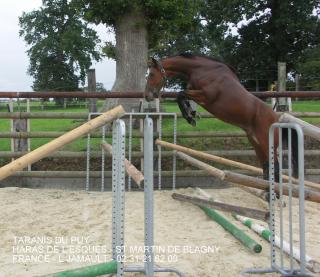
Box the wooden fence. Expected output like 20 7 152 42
1 111 319 181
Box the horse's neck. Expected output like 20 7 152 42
162 57 196 79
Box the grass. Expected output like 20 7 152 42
162 101 240 132
163 100 320 133
0 100 319 152
291 100 320 112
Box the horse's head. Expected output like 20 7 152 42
144 57 166 102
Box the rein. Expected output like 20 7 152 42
148 57 168 100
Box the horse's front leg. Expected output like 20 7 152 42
176 92 197 126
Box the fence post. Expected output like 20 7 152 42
295 74 300 92
295 74 300 102
88 69 97 113
40 98 44 110
7 101 28 154
277 62 292 112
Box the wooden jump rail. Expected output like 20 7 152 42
279 113 320 142
156 140 320 191
1 90 320 99
172 192 269 221
0 106 125 181
101 142 144 187
172 150 320 203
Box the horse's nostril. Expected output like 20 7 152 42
145 94 152 102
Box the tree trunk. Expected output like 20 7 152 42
102 8 148 113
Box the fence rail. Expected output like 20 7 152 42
1 90 320 99
0 131 247 138
7 169 320 179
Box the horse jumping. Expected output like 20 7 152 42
144 53 298 179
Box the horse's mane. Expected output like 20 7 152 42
178 52 237 75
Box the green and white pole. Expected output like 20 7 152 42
43 260 117 277
194 188 262 253
233 214 320 273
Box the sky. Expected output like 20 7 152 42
0 1 116 92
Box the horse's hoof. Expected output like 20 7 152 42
189 119 196 127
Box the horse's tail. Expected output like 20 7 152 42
282 128 299 178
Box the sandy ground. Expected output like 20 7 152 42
0 186 319 277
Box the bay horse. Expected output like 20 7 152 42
144 53 298 180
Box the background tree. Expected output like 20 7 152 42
19 0 101 104
74 0 201 111
297 46 320 90
202 0 320 89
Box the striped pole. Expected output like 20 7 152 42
200 205 262 253
193 188 262 253
233 214 320 273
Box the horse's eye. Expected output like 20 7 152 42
146 71 154 78
146 68 151 78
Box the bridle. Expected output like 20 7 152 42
151 57 167 89
145 57 167 100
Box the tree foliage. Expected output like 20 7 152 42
21 0 320 93
19 0 101 92
203 0 320 82
297 46 320 90
73 0 203 58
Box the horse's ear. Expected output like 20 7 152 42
147 58 153 68
148 57 159 68
151 57 158 67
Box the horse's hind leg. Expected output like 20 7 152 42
249 130 283 204
247 129 280 181
245 134 271 201
246 134 268 175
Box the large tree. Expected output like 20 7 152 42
74 0 201 111
19 0 101 98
